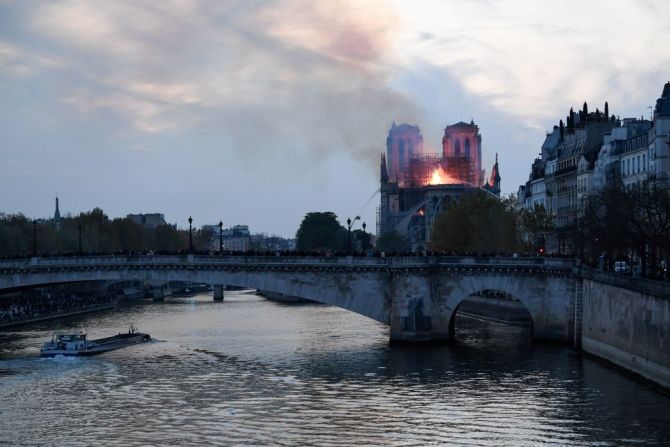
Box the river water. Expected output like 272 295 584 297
1 291 669 446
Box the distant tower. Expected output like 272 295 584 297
386 122 423 186
54 196 61 230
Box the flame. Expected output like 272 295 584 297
428 167 456 185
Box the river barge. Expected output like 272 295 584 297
40 325 150 357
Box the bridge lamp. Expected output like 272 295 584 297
188 216 193 253
218 220 223 254
362 222 367 251
346 215 360 255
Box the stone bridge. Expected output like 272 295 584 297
0 255 578 343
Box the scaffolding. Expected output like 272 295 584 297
404 154 475 187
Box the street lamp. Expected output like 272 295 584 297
346 215 360 255
188 216 193 253
362 222 367 251
218 220 223 254
32 220 37 256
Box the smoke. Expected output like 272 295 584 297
21 0 422 172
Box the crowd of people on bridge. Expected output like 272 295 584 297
0 289 117 326
1 248 559 259
2 248 668 282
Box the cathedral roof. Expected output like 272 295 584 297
449 121 476 128
389 122 420 132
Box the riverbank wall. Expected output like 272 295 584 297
257 290 316 304
0 301 118 330
579 267 670 390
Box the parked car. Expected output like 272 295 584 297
614 261 630 274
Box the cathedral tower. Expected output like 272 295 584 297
441 120 483 185
386 122 423 186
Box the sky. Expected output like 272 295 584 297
1 0 669 237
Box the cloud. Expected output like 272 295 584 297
388 0 670 129
11 0 420 170
0 40 65 76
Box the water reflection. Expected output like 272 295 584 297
0 291 669 446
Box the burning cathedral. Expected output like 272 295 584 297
377 120 501 250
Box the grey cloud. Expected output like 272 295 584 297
9 0 421 173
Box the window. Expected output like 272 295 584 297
643 154 646 171
454 139 461 156
464 138 471 156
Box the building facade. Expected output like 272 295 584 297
378 120 501 251
516 81 670 254
127 213 168 229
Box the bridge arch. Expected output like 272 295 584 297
442 274 540 339
448 289 533 339
0 264 391 327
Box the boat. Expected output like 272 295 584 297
40 325 151 357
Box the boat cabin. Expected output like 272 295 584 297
50 332 88 351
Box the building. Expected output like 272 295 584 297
378 120 501 251
619 120 653 187
222 225 251 252
386 122 424 186
517 103 619 253
127 213 168 229
650 82 670 180
517 82 670 254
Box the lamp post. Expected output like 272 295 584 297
32 220 37 256
188 216 193 253
346 215 360 255
218 220 223 254
78 224 82 254
362 221 367 251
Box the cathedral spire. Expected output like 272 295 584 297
488 154 501 195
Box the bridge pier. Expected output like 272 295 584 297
389 274 451 344
152 285 166 301
213 285 224 301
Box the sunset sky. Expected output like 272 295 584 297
2 0 669 236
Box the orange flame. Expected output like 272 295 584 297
428 167 456 185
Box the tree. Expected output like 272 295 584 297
194 227 214 251
154 224 185 251
112 218 145 251
295 212 346 252
574 178 670 275
520 204 554 252
375 230 409 253
352 229 372 251
429 190 521 253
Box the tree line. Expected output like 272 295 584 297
0 208 212 256
575 178 670 277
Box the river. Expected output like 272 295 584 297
1 291 669 446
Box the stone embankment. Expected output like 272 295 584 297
579 267 670 390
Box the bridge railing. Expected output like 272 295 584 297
0 255 576 270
